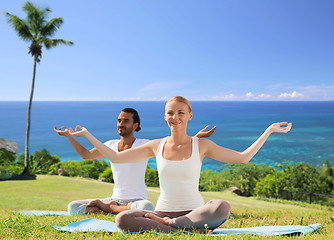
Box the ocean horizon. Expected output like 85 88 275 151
1 101 333 171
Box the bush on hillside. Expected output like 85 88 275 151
49 159 109 180
318 160 334 194
31 149 61 174
79 159 109 179
49 160 81 176
219 163 275 196
0 150 22 175
199 170 234 191
0 150 16 166
145 165 159 187
255 161 333 198
17 149 61 174
99 168 114 183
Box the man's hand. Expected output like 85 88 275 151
69 125 88 137
54 126 70 137
195 125 217 138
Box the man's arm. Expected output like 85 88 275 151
54 126 104 159
69 125 156 163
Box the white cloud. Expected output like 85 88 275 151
212 93 235 100
246 92 254 97
258 93 272 98
278 91 304 99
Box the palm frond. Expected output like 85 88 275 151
22 1 51 35
3 12 33 41
22 0 51 18
41 38 74 49
40 17 64 37
4 1 73 61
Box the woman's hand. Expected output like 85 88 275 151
69 125 88 137
268 122 292 133
195 126 217 138
54 126 70 137
144 213 172 226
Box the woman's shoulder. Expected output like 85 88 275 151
145 138 165 147
146 138 166 155
198 137 213 144
149 138 164 144
198 138 216 148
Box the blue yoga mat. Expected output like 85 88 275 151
53 217 122 232
53 217 321 236
13 210 71 216
211 224 322 236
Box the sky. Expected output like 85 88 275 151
1 0 333 101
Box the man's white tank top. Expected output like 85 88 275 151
155 136 204 211
104 139 149 200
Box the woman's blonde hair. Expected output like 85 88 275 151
166 96 192 112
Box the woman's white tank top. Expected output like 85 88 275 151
155 136 205 211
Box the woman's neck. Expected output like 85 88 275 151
169 130 190 145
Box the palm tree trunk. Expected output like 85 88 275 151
22 57 37 175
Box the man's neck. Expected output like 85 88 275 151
118 134 136 152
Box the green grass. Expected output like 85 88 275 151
0 175 333 239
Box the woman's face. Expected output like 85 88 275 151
164 100 193 130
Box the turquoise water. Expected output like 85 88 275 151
1 101 333 171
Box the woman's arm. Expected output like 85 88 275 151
54 126 104 159
69 126 156 163
201 122 292 164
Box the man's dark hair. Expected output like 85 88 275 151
122 108 141 132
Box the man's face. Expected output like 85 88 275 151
117 111 138 137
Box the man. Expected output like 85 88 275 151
54 108 215 215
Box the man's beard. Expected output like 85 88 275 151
118 127 132 136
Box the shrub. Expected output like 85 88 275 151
8 164 25 175
79 159 109 179
49 159 109 180
318 160 334 194
0 150 23 175
199 170 234 191
30 149 61 174
255 161 329 198
219 163 276 196
48 160 81 177
0 150 16 166
145 165 159 187
99 168 114 183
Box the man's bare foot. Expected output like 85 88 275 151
87 199 112 213
107 201 132 214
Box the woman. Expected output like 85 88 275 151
69 96 292 233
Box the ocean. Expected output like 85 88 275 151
1 101 333 171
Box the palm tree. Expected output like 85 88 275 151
4 1 74 175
